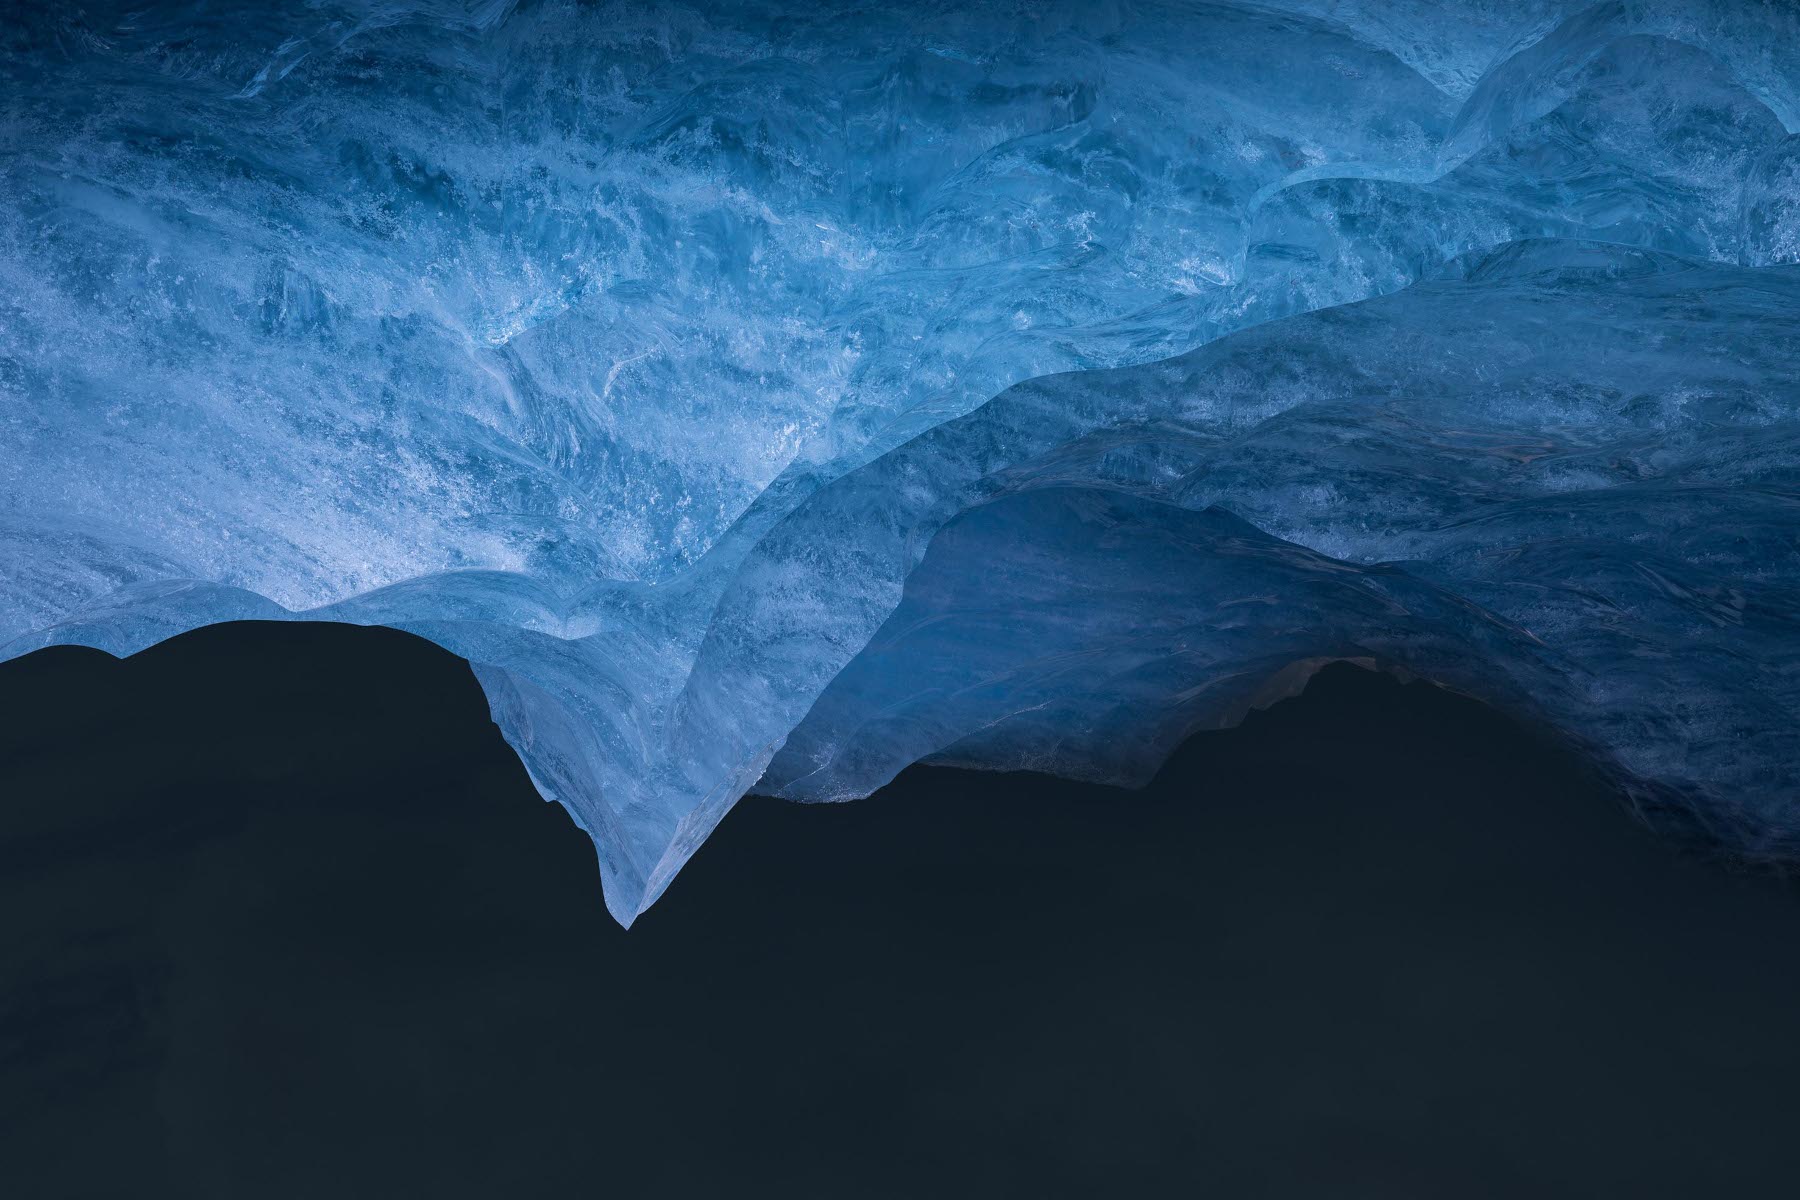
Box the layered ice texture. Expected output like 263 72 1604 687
3 0 1798 922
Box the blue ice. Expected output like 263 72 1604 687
2 1 1797 922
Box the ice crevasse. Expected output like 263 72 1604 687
2 0 1798 923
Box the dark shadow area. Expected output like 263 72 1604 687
3 621 1800 1198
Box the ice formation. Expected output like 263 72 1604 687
2 1 1797 923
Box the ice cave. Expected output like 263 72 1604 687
2 0 1797 924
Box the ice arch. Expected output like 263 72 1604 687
3 1 1798 922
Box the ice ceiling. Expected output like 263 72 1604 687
3 0 1798 923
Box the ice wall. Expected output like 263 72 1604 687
2 1 1797 922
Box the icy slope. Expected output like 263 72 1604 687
2 1 1797 922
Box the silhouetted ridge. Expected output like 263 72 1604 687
6 620 1800 1196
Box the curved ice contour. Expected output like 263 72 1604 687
3 1 1798 923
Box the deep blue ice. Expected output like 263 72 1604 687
3 1 1797 922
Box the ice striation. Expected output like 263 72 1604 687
1 1 1798 923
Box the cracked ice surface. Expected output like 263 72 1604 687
2 1 1798 922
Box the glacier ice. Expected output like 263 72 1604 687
2 0 1798 923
